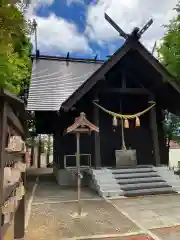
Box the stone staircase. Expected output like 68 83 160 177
88 168 124 197
89 166 180 198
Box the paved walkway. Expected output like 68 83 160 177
25 175 180 240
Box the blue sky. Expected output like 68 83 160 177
28 0 177 60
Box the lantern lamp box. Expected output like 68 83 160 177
66 112 99 134
65 112 99 217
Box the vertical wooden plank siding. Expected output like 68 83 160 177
0 101 7 239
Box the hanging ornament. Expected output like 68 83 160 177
112 116 118 127
122 144 127 150
20 183 25 197
124 119 129 129
14 161 26 172
135 117 140 127
15 186 22 200
4 212 11 224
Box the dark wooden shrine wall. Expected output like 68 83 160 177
98 94 154 167
54 96 165 168
36 102 168 168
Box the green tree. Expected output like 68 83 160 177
163 111 180 148
158 1 180 79
0 2 32 94
158 2 180 147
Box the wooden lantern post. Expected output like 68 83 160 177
66 112 99 217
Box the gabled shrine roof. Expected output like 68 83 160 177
62 38 180 116
27 55 103 111
27 39 180 115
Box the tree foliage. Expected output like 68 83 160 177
158 2 180 146
0 1 32 94
163 111 180 147
158 1 180 80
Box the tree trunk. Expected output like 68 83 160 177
37 135 41 168
46 135 51 165
30 135 35 166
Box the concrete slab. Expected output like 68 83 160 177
111 195 180 229
25 200 140 240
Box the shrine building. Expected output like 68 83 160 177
27 29 180 196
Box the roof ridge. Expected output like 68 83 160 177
31 54 105 64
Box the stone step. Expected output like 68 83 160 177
116 176 165 184
100 186 121 191
114 172 159 179
124 187 177 197
96 179 117 184
100 189 124 197
112 168 155 174
119 182 171 191
90 167 180 198
110 165 154 169
158 174 179 180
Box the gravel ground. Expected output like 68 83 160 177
25 200 139 240
25 175 180 240
33 181 100 203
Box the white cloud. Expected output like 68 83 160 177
31 14 91 54
26 0 178 56
26 0 91 55
85 0 178 51
25 0 54 17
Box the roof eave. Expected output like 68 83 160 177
61 40 131 111
62 38 179 113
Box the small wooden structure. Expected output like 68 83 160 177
0 89 27 240
66 112 98 217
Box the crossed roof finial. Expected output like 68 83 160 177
105 13 153 40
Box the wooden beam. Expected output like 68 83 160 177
1 89 24 106
14 182 26 238
14 148 26 239
149 96 161 166
100 88 149 94
7 106 24 136
0 101 7 240
93 97 101 168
